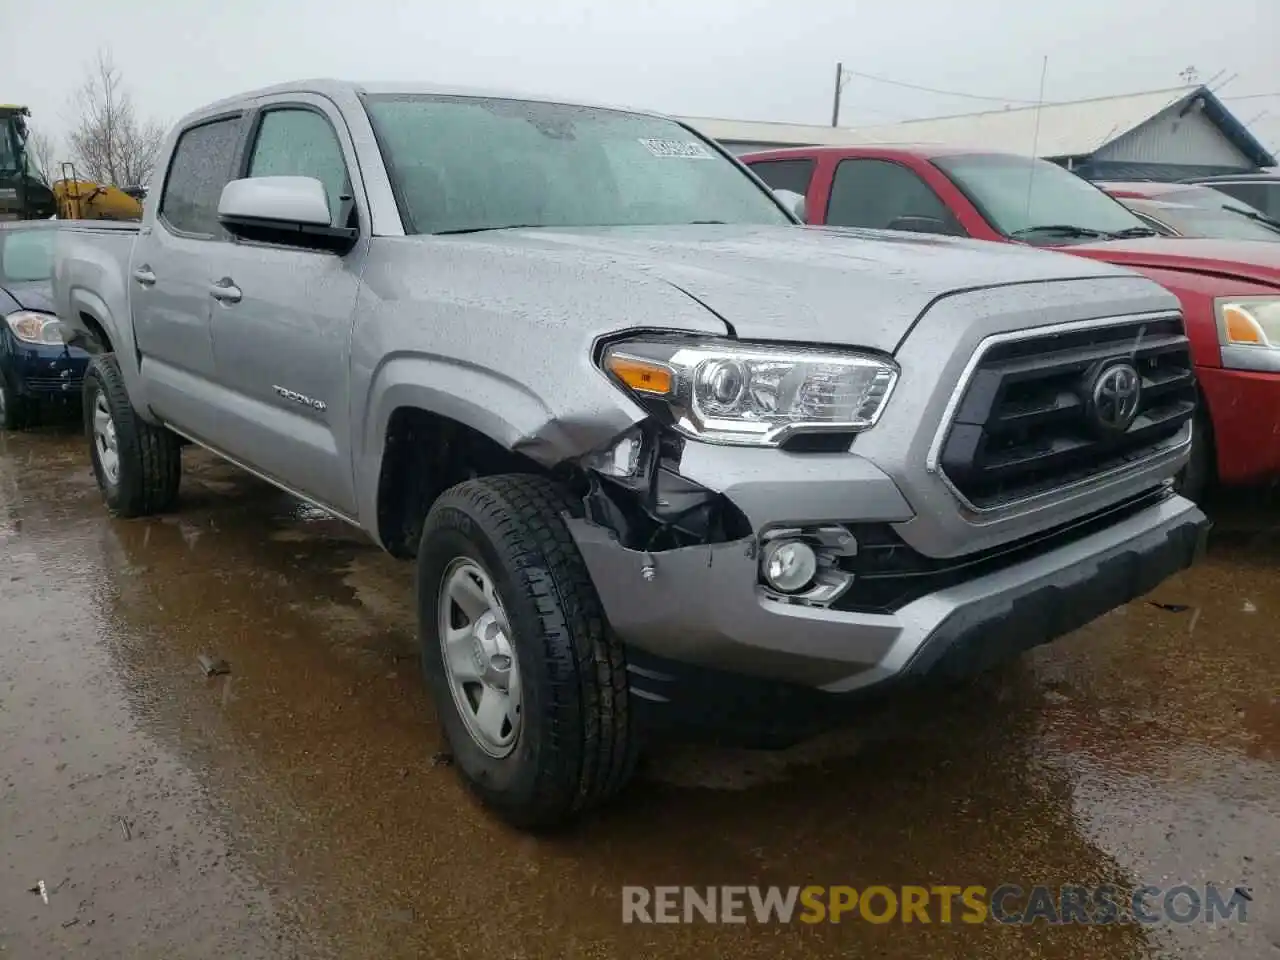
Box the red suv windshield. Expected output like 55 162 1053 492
934 153 1152 243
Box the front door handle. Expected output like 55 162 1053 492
132 267 156 286
209 279 242 304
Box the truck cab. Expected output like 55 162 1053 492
744 145 1280 497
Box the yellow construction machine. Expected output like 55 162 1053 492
1 104 144 221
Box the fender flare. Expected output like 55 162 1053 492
66 285 149 413
354 353 558 534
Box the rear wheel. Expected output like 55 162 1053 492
417 474 636 829
83 355 182 517
0 379 32 431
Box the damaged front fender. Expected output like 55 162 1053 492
576 420 752 552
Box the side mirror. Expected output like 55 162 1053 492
772 188 807 223
886 214 966 237
217 176 356 252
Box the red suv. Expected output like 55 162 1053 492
743 145 1280 498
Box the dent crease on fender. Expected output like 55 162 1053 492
510 413 647 468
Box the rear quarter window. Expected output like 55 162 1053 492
747 159 815 197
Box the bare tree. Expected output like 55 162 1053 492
67 50 166 187
26 129 57 185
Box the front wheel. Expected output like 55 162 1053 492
83 355 182 517
417 474 636 829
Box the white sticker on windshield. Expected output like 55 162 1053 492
638 138 715 159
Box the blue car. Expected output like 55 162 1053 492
0 222 90 429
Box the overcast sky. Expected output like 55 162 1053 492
4 0 1278 157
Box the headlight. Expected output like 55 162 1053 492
600 336 898 446
5 310 66 345
1215 298 1280 373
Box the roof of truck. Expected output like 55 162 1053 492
193 79 665 121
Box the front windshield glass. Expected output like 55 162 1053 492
363 95 791 234
1156 185 1252 210
1129 198 1280 242
933 153 1148 243
0 228 55 283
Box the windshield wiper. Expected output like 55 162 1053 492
1009 224 1109 239
1223 204 1280 235
1107 226 1160 238
433 224 546 235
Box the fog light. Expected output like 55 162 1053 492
761 539 818 593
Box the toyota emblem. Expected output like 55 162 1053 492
1091 363 1142 433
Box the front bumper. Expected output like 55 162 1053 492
1197 365 1280 485
0 331 90 399
569 491 1207 726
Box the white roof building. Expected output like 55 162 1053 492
681 85 1276 181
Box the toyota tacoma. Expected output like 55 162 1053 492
54 81 1207 828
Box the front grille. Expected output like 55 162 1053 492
938 315 1195 509
24 375 82 390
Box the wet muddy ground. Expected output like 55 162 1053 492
1 424 1276 959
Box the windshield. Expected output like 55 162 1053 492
1154 185 1255 211
363 95 791 234
0 228 55 283
1126 198 1280 242
933 153 1148 243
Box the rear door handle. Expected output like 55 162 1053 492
132 267 156 286
209 279 242 304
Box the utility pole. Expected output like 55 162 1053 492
831 62 844 127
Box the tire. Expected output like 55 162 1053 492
417 473 636 829
1175 409 1213 503
0 378 32 431
83 354 182 517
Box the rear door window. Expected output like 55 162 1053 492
158 117 243 237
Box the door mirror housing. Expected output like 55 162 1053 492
772 188 807 223
217 176 357 252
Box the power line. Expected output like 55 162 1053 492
1221 91 1280 101
840 67 1045 105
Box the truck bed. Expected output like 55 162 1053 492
53 219 139 358
56 220 141 235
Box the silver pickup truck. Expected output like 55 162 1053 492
54 80 1208 828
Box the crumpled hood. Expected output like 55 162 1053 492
1069 237 1280 288
441 224 1134 353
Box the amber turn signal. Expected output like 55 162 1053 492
604 353 673 395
